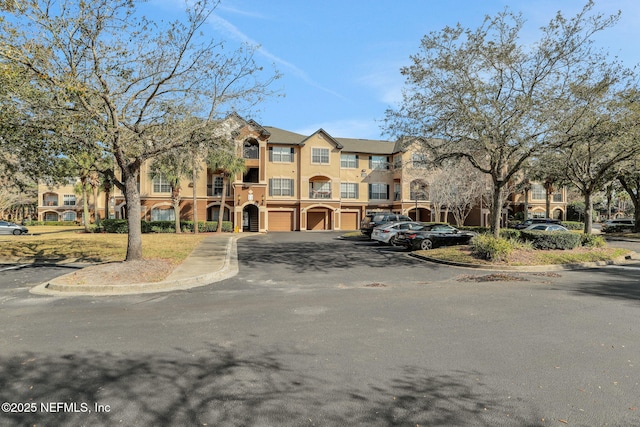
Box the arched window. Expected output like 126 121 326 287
243 139 259 159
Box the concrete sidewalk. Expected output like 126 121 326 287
31 234 241 296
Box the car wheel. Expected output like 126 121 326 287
420 239 433 250
12 229 21 235
389 235 398 246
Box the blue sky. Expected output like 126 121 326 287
150 0 640 139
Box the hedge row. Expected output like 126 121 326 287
24 221 79 226
99 219 234 233
561 221 584 230
519 230 581 250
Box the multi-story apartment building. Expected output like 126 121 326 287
37 178 107 223
37 116 567 229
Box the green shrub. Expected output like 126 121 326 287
101 219 129 233
562 221 584 230
101 219 152 233
458 226 490 235
580 234 606 248
470 235 513 262
520 230 581 250
499 228 521 240
100 219 234 233
39 221 78 226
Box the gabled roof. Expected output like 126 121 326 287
263 126 399 154
263 127 306 145
301 128 344 149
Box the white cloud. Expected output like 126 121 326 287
358 65 405 107
205 12 346 100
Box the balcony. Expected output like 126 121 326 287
243 145 259 159
207 185 230 197
310 189 331 199
309 180 331 199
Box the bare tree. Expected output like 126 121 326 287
385 2 629 237
1 0 280 260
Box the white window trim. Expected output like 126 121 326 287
340 154 357 169
311 147 330 165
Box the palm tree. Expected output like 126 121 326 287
206 145 246 232
148 151 190 233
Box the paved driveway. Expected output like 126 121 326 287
0 232 638 426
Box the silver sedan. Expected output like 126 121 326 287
0 221 29 235
371 221 425 246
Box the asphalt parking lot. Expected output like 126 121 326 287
0 232 638 426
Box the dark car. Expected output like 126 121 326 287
397 223 476 250
0 220 29 235
360 213 413 237
513 218 562 230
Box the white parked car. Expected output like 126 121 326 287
371 221 425 246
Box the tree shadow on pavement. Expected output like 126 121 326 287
238 238 425 274
0 345 540 426
563 267 640 302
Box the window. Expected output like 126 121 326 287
270 147 294 162
44 212 59 222
61 211 76 221
243 168 259 183
310 181 331 199
312 148 330 164
412 153 428 168
153 175 172 193
553 192 563 202
63 194 76 206
394 183 401 201
243 140 259 159
151 208 175 221
340 154 358 168
213 176 224 197
369 155 388 170
341 183 359 199
43 194 58 206
531 184 545 200
368 183 389 200
269 178 294 196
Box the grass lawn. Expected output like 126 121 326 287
0 226 206 264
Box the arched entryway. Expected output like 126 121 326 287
243 204 259 232
207 204 231 222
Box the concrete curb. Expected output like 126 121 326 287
30 237 239 296
409 251 640 272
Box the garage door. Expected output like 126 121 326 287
268 211 294 231
307 211 327 230
340 212 358 230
